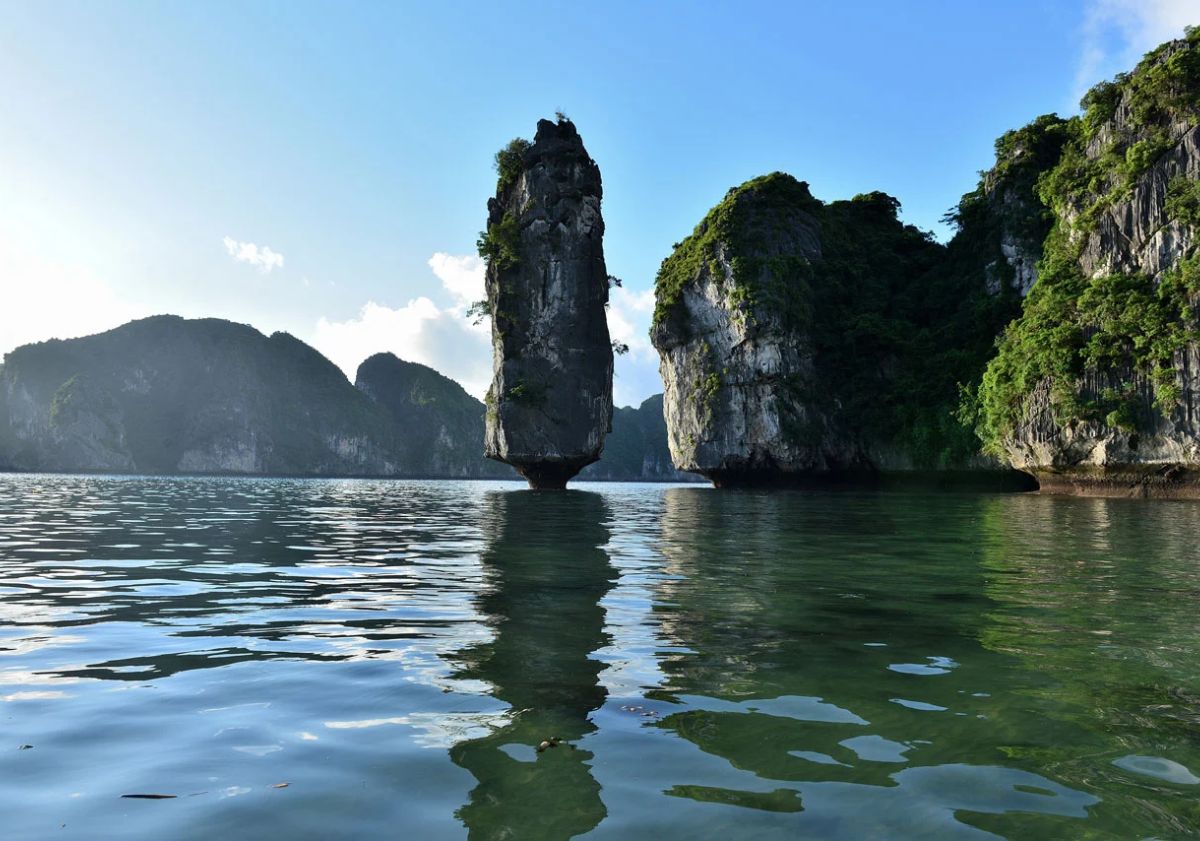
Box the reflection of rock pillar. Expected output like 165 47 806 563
450 491 615 839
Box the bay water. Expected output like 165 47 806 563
1 476 1198 838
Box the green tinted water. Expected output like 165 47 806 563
0 476 1197 838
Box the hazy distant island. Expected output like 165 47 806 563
0 314 695 482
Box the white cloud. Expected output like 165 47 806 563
312 253 492 398
427 252 485 307
606 285 663 408
1073 0 1195 108
222 236 284 274
312 254 667 407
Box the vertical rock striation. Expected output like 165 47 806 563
649 175 836 486
652 32 1200 496
481 118 614 488
971 31 1200 496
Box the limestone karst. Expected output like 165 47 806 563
480 118 614 488
651 31 1200 497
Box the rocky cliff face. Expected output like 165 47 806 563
958 114 1071 298
480 118 614 488
973 31 1200 496
0 316 403 475
650 174 1016 486
650 175 837 485
652 32 1200 495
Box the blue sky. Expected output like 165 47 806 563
0 0 1194 405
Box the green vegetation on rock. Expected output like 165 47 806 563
949 113 1071 258
655 172 1021 468
970 252 1200 454
653 172 820 327
477 137 532 272
654 28 1200 473
494 137 531 193
1166 176 1200 228
477 211 522 270
966 27 1200 455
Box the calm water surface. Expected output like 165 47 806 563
1 476 1198 839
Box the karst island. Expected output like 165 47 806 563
2 7 1199 840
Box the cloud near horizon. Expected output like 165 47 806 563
313 253 663 406
223 236 285 274
312 253 492 398
607 286 663 408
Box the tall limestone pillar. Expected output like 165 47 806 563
481 118 614 489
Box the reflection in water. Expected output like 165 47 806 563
449 491 615 840
0 479 494 681
643 488 1101 839
976 494 1200 837
1 477 1199 838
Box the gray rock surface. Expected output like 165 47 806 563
649 175 1016 487
1076 121 1200 280
650 180 855 486
1006 351 1200 497
999 41 1200 496
482 119 614 488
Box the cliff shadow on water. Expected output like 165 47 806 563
448 490 616 839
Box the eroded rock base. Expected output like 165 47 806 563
515 461 592 490
1033 467 1200 498
705 469 1038 493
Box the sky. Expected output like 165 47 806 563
0 0 1195 407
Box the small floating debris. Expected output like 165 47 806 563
121 794 177 800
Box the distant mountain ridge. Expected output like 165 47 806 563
0 316 691 481
0 315 402 475
354 352 512 479
579 394 695 482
